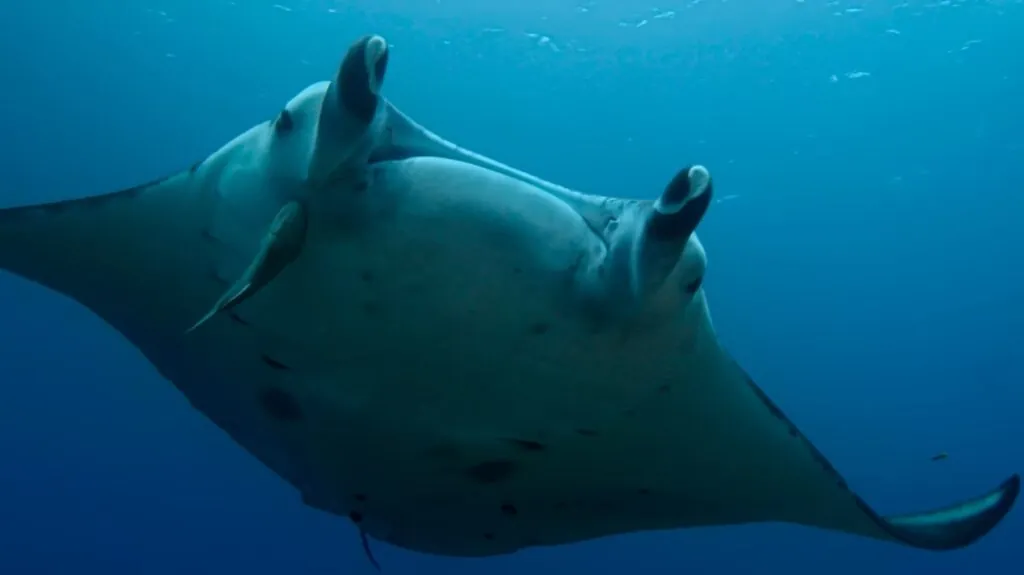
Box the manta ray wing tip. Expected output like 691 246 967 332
876 472 1020 551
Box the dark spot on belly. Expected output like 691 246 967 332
349 511 364 523
503 438 546 452
261 354 290 371
684 276 704 294
529 322 550 335
259 388 303 422
575 428 599 437
466 460 517 484
500 503 518 516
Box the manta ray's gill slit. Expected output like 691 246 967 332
260 353 291 371
502 438 546 452
684 275 704 294
227 311 250 326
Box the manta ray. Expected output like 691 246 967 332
0 34 1016 560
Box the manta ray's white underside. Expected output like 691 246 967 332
0 34 1016 561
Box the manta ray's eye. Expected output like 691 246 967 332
274 110 294 134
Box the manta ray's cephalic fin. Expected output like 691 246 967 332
591 164 712 312
629 164 713 300
187 201 307 333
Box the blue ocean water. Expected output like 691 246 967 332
0 0 1022 573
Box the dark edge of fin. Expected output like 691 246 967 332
0 157 205 227
360 530 381 571
0 167 200 298
730 354 1018 551
863 473 1020 551
0 173 173 222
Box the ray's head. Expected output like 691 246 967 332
260 35 392 189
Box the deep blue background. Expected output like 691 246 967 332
1 1 1022 573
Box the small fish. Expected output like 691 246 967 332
930 452 949 462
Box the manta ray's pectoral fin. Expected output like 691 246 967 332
187 201 307 332
0 168 224 334
868 474 1020 550
695 351 1020 551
